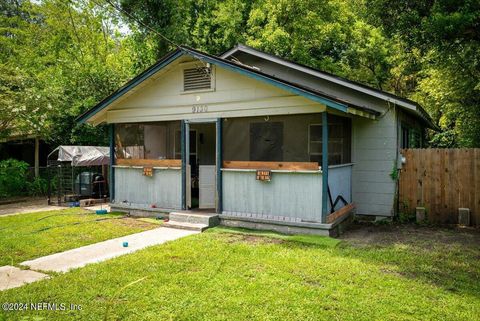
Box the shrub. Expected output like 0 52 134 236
26 177 49 196
0 159 29 197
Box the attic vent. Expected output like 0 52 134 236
183 67 212 91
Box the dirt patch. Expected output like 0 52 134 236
112 217 159 229
223 233 285 245
340 222 480 249
0 197 66 216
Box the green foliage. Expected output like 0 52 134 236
429 129 457 148
122 0 480 147
0 159 29 197
0 0 479 147
0 0 136 145
389 161 399 181
398 210 416 224
26 177 48 196
366 0 480 146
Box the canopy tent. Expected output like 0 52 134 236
48 146 110 166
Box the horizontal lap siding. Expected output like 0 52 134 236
114 167 182 209
222 171 322 221
352 110 397 216
105 63 326 123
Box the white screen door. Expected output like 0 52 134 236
199 165 216 209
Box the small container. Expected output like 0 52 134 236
122 242 129 247
96 209 108 215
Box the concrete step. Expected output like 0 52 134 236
169 212 219 226
163 221 209 232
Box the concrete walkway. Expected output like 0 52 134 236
0 266 49 291
21 227 198 273
1 227 198 290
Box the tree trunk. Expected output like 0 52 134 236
34 137 40 178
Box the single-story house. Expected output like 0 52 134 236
77 44 435 235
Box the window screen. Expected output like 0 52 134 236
309 116 351 165
401 125 421 149
249 122 283 161
223 113 351 165
115 121 180 160
401 126 410 148
183 67 212 91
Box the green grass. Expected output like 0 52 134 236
0 208 159 265
1 224 479 320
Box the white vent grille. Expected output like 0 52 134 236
183 67 212 91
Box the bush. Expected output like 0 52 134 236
0 159 29 197
26 177 49 196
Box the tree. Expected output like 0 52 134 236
0 0 137 145
366 0 480 146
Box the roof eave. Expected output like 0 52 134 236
224 44 437 127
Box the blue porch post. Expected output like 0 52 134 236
216 118 223 214
322 112 329 223
181 120 186 210
109 124 115 202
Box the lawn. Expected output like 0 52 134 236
0 223 479 320
0 208 160 265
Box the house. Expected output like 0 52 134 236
77 44 434 235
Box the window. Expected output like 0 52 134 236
401 125 421 148
249 122 284 161
183 67 212 91
309 116 351 165
401 126 410 148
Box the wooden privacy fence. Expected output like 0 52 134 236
399 149 480 226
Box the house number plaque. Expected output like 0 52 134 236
143 167 153 177
192 105 208 113
256 170 271 181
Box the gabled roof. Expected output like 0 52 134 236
77 44 434 128
222 44 436 128
78 46 383 124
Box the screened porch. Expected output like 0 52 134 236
110 112 354 224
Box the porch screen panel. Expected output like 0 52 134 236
249 122 283 161
115 121 181 160
223 114 351 165
309 116 351 165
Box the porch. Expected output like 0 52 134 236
109 112 355 235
